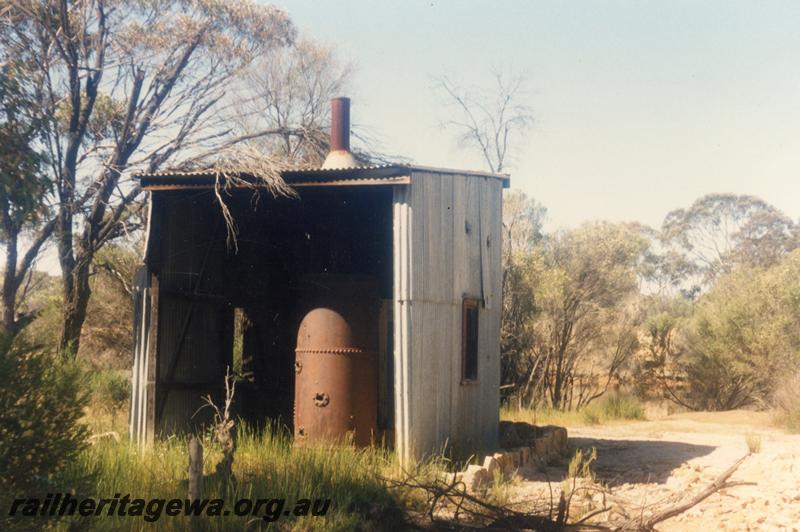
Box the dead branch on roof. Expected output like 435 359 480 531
206 144 299 250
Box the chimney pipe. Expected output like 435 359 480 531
322 97 358 169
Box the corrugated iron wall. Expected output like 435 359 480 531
155 190 233 433
393 171 503 462
132 186 395 443
129 267 153 446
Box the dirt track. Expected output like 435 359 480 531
510 411 800 531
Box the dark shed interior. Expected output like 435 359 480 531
145 185 394 437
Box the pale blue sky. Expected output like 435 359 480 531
276 0 800 230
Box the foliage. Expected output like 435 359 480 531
523 222 648 409
0 335 91 522
16 272 62 348
500 191 546 402
0 63 52 334
565 447 596 483
630 294 692 400
661 193 799 284
587 392 646 422
89 370 130 422
0 64 49 231
669 250 800 410
80 245 138 367
237 37 354 166
1 0 297 354
745 432 761 454
499 192 651 410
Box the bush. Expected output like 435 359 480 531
0 335 91 503
675 251 800 410
90 369 131 421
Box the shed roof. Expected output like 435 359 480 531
135 163 510 190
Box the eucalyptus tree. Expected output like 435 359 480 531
0 63 51 337
235 38 353 166
526 223 649 409
661 193 799 284
0 0 296 353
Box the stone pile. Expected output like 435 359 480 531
448 422 568 492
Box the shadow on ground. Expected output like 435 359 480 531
518 437 717 486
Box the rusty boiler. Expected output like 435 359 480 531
294 274 378 446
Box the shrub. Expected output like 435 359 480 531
90 369 131 420
675 251 800 410
0 336 91 527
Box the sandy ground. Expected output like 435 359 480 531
508 411 800 531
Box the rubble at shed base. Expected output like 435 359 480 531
447 422 569 492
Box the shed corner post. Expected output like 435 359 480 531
142 272 159 446
392 182 414 465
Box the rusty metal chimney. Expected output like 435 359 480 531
322 97 358 169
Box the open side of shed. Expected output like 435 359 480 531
130 164 506 462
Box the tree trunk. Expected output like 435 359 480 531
57 198 93 357
1 227 18 337
59 254 92 356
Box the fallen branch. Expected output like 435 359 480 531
383 453 750 531
381 472 561 531
611 453 750 531
638 453 749 529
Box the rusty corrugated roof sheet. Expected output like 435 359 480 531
135 164 510 190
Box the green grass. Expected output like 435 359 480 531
31 423 409 531
502 393 647 427
591 393 646 422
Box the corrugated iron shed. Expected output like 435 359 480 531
131 161 507 462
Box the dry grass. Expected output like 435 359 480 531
774 372 800 433
745 432 762 454
502 393 646 428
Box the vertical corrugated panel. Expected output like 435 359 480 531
450 177 468 450
399 171 502 461
129 268 151 446
479 177 493 310
454 175 484 452
392 185 413 463
438 175 455 448
420 175 438 451
478 179 502 450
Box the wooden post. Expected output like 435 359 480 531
144 273 159 445
188 436 203 530
188 436 203 499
